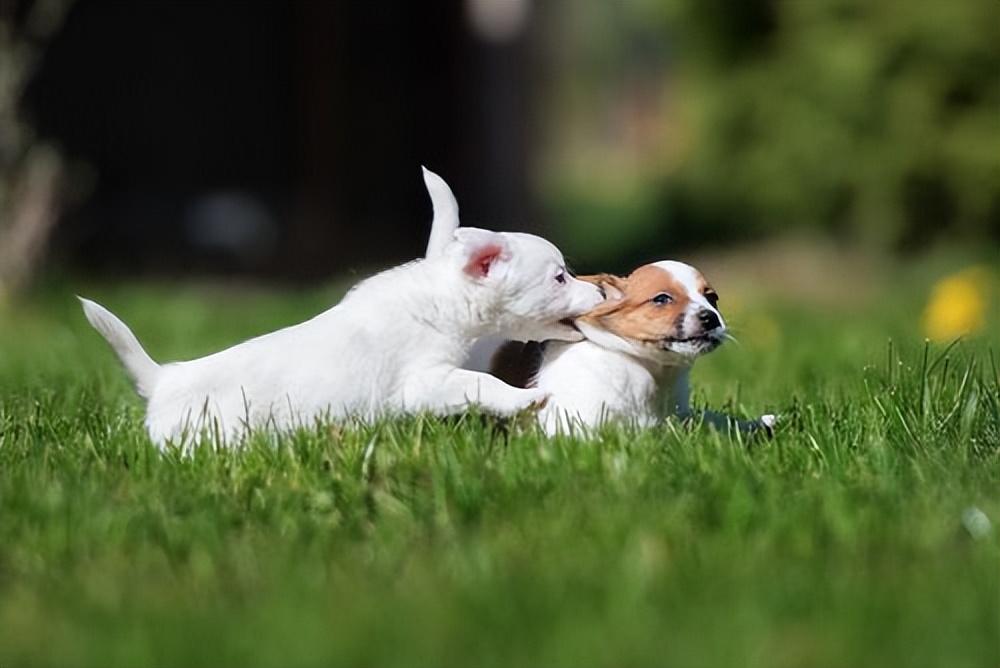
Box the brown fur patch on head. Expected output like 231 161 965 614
578 264 696 344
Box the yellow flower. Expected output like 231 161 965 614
922 267 990 341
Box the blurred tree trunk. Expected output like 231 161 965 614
0 0 71 298
288 1 536 278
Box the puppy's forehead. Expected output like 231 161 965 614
507 232 564 264
627 262 704 299
651 261 707 294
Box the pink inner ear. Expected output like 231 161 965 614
464 244 504 278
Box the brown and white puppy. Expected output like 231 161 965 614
492 261 775 435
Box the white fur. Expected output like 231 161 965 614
82 169 603 445
531 340 689 433
531 340 769 436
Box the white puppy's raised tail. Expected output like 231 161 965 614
78 297 160 399
422 166 460 259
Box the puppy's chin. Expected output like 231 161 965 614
549 327 586 343
536 320 585 343
575 321 649 358
659 333 724 358
507 320 584 343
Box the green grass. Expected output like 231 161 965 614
0 259 998 668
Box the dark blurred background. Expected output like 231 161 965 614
1 0 998 288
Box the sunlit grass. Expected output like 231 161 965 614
0 263 997 667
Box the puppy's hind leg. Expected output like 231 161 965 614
695 410 775 438
435 369 548 417
667 370 774 437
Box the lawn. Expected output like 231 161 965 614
0 248 997 667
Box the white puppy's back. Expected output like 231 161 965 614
87 263 440 443
144 311 357 441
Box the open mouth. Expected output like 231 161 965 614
559 317 579 331
665 334 715 344
660 332 724 349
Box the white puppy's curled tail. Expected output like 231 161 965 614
78 297 160 399
422 166 460 259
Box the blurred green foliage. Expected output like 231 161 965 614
543 0 1000 266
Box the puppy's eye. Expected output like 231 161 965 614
652 293 673 305
554 272 567 285
705 291 719 307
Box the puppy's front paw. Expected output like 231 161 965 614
477 387 550 417
518 389 550 412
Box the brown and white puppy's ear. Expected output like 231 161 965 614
576 273 628 301
453 228 511 279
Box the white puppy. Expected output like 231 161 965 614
81 168 603 445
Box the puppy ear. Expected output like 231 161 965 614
575 273 629 321
581 297 628 320
454 228 509 279
577 273 628 301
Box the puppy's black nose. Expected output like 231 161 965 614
699 309 721 330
